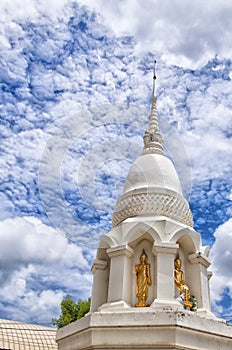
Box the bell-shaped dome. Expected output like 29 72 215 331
112 62 193 228
123 153 183 195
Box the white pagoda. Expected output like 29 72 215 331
57 63 232 350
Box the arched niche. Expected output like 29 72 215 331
125 222 161 247
174 233 198 301
98 234 117 250
131 235 155 307
170 228 201 253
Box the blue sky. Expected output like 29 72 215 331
0 0 231 324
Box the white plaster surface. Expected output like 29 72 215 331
123 153 183 195
90 259 109 313
57 309 232 350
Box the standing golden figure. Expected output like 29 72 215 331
135 249 152 307
174 256 193 308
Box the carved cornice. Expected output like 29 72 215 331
188 253 211 268
112 191 193 228
91 259 108 274
107 245 134 258
152 242 179 255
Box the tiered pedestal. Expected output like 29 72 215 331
56 307 232 350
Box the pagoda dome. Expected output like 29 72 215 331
112 62 193 228
123 153 183 195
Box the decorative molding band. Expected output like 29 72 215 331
152 242 179 255
107 244 134 258
112 191 193 228
91 259 108 274
188 253 211 268
142 146 164 155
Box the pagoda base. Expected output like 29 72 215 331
56 307 232 350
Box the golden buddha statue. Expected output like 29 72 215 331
135 249 152 307
174 256 192 308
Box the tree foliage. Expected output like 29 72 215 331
52 295 91 328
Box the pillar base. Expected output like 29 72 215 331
98 300 131 312
151 298 183 310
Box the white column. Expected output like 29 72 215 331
152 242 179 303
188 253 211 311
106 245 134 306
90 259 108 312
207 270 213 308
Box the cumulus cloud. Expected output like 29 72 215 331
156 62 232 182
0 0 69 22
80 0 232 68
210 218 232 316
0 217 93 323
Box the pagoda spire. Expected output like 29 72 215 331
143 60 164 155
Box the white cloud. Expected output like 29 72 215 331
210 218 232 314
0 285 65 324
79 0 232 68
156 64 232 183
0 217 93 322
0 0 69 22
0 193 16 220
0 216 90 270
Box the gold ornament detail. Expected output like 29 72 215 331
135 250 152 307
174 256 193 309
